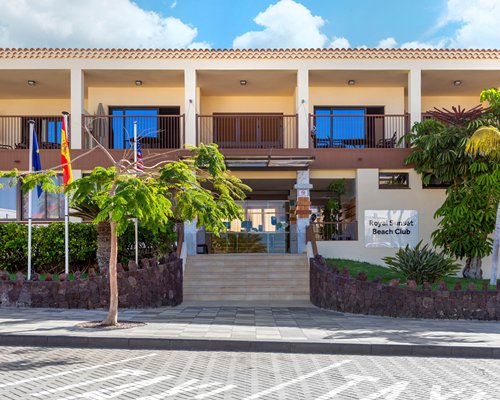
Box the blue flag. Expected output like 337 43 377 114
32 127 43 198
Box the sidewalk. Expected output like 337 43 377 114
1 302 500 358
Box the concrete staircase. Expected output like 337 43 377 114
183 254 310 302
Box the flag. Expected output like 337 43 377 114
61 116 73 186
32 127 43 198
136 137 144 171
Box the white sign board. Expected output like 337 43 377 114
364 210 419 248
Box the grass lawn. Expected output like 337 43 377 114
325 258 497 291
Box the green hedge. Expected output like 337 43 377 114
0 221 177 274
0 222 97 274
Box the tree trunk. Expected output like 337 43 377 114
96 221 111 273
490 200 500 285
102 221 118 326
463 256 483 279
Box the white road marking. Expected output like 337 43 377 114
430 385 465 400
194 385 237 399
243 360 352 400
31 369 149 397
55 376 172 400
0 353 158 388
137 380 224 399
359 381 410 400
315 374 379 400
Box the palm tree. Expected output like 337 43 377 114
70 198 111 272
466 125 500 285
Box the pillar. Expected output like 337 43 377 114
184 67 197 146
70 68 84 149
408 69 422 126
296 67 309 148
289 170 312 253
184 219 197 256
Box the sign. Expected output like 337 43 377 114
364 210 418 248
297 189 309 197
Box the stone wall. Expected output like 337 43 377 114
310 255 500 320
0 255 182 309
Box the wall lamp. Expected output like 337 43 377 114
27 80 36 86
347 79 356 86
135 80 143 86
453 80 462 86
239 79 247 86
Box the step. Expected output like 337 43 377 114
184 293 310 301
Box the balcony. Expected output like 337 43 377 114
309 113 410 149
197 114 298 149
0 115 64 150
82 114 185 149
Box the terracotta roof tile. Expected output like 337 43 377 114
0 48 499 60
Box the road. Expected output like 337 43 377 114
0 346 498 399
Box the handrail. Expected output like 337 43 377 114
306 224 318 257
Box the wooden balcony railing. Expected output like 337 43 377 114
309 113 410 149
82 114 185 149
0 115 67 150
197 114 298 149
310 221 358 241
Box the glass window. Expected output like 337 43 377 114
0 177 17 220
21 175 64 220
423 175 451 189
379 172 409 189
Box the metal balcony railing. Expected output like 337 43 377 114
197 114 298 149
0 115 66 149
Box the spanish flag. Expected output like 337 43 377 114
61 114 73 186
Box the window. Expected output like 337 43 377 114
21 175 64 220
0 177 17 220
379 172 409 189
109 107 180 149
423 175 451 189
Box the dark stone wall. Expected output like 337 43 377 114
310 255 500 321
0 256 183 309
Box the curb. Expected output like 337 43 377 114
2 334 500 359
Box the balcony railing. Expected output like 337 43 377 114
0 115 66 149
311 221 358 241
197 114 298 149
309 113 410 149
82 114 185 149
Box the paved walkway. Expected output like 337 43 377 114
1 302 500 357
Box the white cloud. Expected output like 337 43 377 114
233 0 327 49
440 0 500 48
329 36 350 49
377 37 397 49
171 0 177 8
0 0 208 49
400 41 438 49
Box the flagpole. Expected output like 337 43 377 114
133 120 139 266
27 120 34 281
63 111 70 275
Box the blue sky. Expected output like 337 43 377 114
0 0 498 49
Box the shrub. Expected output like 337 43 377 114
382 241 460 284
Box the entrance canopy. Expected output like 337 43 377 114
224 155 315 169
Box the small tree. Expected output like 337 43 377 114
404 100 499 278
68 144 249 325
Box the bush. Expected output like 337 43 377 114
382 241 460 284
118 220 177 263
0 222 97 274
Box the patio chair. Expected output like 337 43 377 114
376 131 397 148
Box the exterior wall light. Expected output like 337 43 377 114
27 80 36 86
347 79 356 86
240 79 247 86
135 80 143 86
453 80 462 86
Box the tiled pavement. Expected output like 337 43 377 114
1 302 500 357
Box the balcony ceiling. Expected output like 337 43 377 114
198 70 297 96
84 70 184 87
422 70 500 96
0 70 70 99
309 70 408 87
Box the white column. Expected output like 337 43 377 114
70 68 84 149
184 219 197 256
290 170 312 253
184 67 197 146
408 69 422 126
296 67 309 149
